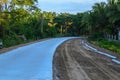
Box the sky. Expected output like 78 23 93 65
37 0 107 14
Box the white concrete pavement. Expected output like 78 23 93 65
0 37 76 80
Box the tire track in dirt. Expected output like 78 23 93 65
53 38 120 80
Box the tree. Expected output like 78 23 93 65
81 11 95 35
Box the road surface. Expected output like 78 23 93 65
0 37 75 80
53 38 120 80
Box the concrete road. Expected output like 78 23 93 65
0 37 75 80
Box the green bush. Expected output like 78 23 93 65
88 32 104 41
3 34 24 47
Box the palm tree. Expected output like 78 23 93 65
106 0 120 39
81 2 108 39
92 2 108 34
81 11 98 36
107 0 120 23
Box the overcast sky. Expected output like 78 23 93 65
37 0 107 14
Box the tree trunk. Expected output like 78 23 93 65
40 14 44 33
118 30 120 40
5 3 8 10
60 25 63 35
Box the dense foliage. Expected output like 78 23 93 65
81 0 120 40
0 0 58 47
0 0 120 48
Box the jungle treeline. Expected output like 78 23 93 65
0 0 120 47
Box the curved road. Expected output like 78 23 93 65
53 39 120 80
0 37 75 80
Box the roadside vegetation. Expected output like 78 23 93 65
0 0 120 54
91 39 120 54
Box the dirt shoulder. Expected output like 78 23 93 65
53 38 120 80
